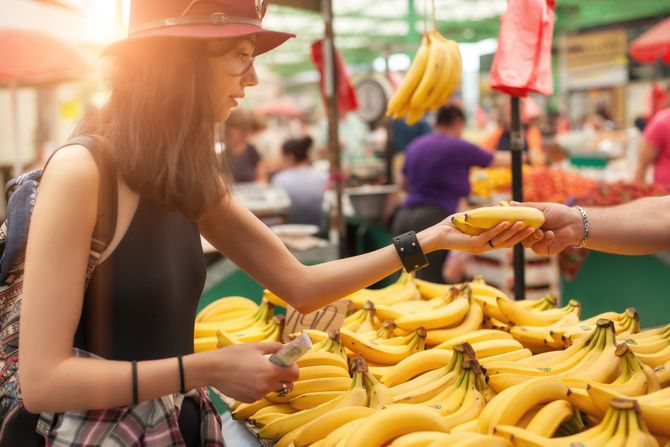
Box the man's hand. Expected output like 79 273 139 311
516 202 584 256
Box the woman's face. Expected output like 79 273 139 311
208 38 259 122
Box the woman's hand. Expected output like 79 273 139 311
205 342 299 403
429 214 537 254
517 202 584 256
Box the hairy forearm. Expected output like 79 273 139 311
289 227 441 313
584 196 670 255
21 352 212 413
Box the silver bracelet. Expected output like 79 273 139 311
572 206 590 249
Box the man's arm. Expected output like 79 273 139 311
522 196 670 256
633 139 658 183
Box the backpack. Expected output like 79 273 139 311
0 135 117 442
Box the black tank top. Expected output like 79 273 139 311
74 196 206 360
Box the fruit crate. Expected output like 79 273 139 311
464 249 560 300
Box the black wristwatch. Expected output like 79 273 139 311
392 231 429 273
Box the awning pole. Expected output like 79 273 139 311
322 0 345 257
510 96 525 300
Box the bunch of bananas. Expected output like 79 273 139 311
195 274 670 446
451 201 545 236
193 297 280 351
386 30 462 125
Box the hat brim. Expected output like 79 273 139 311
104 24 295 56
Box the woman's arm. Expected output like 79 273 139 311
199 197 533 314
19 147 297 413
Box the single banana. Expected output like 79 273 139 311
292 406 377 447
394 296 470 331
340 327 426 365
251 404 296 418
297 365 350 381
194 336 218 352
232 398 273 420
387 431 452 447
266 377 351 404
381 347 454 387
296 351 348 370
257 358 369 440
194 300 274 337
463 204 545 231
475 377 570 434
364 368 394 409
318 418 366 447
414 277 454 300
195 296 258 323
345 404 450 447
432 328 512 350
289 391 344 410
425 301 484 346
451 214 485 235
497 298 580 327
386 34 430 118
409 31 446 110
525 399 573 437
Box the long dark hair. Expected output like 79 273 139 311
77 37 228 219
281 136 313 163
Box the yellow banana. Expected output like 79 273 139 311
289 391 344 410
475 377 570 434
497 298 580 327
409 31 446 110
251 404 296 418
345 404 450 447
318 418 366 447
432 328 512 350
386 34 430 118
194 300 274 337
232 398 273 420
296 351 348 370
340 327 426 365
525 399 573 437
293 406 377 447
451 214 485 235
387 431 452 447
257 358 369 440
394 295 470 331
195 296 258 323
364 368 394 409
297 365 350 381
462 203 544 231
263 289 289 307
381 348 453 386
414 278 454 300
425 301 484 346
266 377 351 404
421 32 452 110
194 336 218 352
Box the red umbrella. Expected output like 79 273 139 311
630 17 670 64
0 28 93 175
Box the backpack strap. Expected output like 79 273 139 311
53 135 118 261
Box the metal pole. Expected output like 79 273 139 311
321 0 345 257
10 80 22 178
510 96 525 300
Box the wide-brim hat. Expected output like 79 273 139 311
105 0 295 56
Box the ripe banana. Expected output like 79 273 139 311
432 329 512 350
381 348 453 386
363 368 394 409
266 377 351 403
394 295 470 331
475 377 570 434
524 399 573 437
497 298 580 327
425 300 484 346
345 404 450 447
387 431 452 447
339 327 426 365
459 203 545 232
292 406 377 447
386 34 430 119
195 296 258 323
257 358 368 440
289 391 344 410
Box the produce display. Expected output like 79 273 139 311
574 181 670 207
385 30 462 125
470 166 599 204
195 275 670 446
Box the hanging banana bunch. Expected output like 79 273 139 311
386 30 463 125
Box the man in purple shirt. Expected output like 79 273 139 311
391 105 510 282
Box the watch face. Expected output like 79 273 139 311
356 79 388 123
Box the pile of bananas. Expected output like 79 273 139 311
195 275 670 446
451 201 545 236
193 296 283 351
386 30 462 125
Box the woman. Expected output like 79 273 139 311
271 136 327 227
16 0 533 445
223 108 268 183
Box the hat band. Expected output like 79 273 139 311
129 13 262 36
